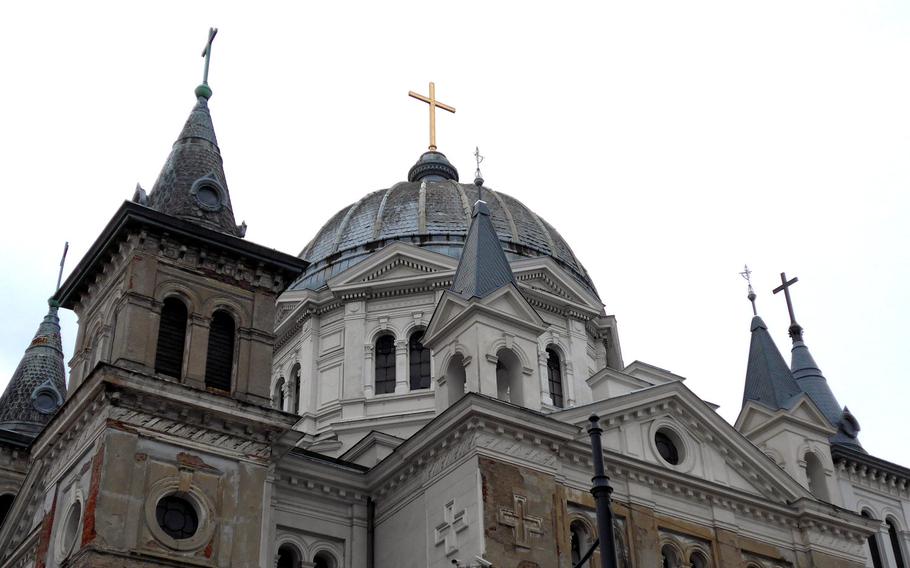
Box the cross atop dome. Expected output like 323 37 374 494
407 82 460 183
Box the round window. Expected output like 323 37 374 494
655 429 682 465
155 495 199 540
195 185 221 210
33 390 59 414
60 500 82 557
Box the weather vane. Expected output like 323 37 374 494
474 146 484 180
739 264 757 315
408 82 455 151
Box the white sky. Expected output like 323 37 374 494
1 1 908 466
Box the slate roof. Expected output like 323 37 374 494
0 301 67 437
742 316 803 411
790 336 864 450
146 94 243 237
293 180 598 297
450 200 517 300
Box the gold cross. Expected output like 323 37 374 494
409 82 456 151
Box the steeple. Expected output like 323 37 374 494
741 271 802 411
773 272 863 450
450 172 516 299
140 28 245 237
0 300 67 436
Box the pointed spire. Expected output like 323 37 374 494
0 300 67 436
742 315 803 411
450 169 516 300
771 271 863 449
143 29 245 237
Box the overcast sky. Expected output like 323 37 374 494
1 1 908 466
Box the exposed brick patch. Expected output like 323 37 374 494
176 451 215 471
81 443 105 546
34 492 57 568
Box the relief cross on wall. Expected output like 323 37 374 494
498 494 543 549
434 499 468 555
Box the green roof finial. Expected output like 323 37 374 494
195 27 218 100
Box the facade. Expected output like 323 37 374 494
0 66 907 568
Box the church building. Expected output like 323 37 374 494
0 35 907 568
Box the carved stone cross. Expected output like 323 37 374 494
498 494 543 549
434 499 468 556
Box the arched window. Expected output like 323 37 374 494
273 377 286 410
313 551 336 568
0 493 14 528
862 510 884 568
661 544 682 568
888 519 906 568
570 520 591 566
154 298 188 378
804 452 829 501
374 334 396 395
409 330 431 390
276 543 301 568
689 550 710 568
205 310 235 391
546 347 564 408
290 363 301 413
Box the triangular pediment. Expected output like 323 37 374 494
735 394 837 440
424 285 546 348
327 241 457 292
511 257 603 314
557 382 812 504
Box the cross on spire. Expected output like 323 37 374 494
739 264 757 315
201 27 218 85
409 82 456 151
772 271 804 339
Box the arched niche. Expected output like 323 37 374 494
495 348 524 405
804 451 829 502
446 352 467 406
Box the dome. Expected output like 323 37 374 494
293 180 598 298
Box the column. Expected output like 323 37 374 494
394 339 408 394
363 344 374 399
538 351 553 406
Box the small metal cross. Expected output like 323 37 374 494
409 82 456 151
201 27 218 85
739 264 757 315
772 272 800 327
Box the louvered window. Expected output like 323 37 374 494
205 310 235 391
889 519 906 568
546 348 564 408
154 298 188 378
291 363 301 412
409 331 431 390
375 334 396 394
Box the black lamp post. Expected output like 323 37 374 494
586 414 618 568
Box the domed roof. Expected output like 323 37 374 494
293 180 598 298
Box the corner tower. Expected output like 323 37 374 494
0 32 307 568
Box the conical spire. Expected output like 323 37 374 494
144 91 244 237
790 331 863 450
743 315 803 411
0 300 67 436
450 178 516 300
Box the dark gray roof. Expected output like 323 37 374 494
743 316 803 411
293 180 598 297
450 200 517 299
790 337 863 450
0 301 67 437
146 94 244 237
